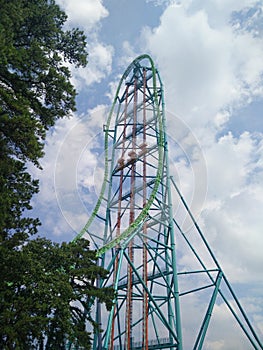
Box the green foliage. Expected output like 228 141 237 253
0 238 114 349
0 151 40 244
0 0 87 130
0 0 87 240
0 1 114 348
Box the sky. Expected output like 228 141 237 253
30 0 263 348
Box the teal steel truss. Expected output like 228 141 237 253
75 55 262 350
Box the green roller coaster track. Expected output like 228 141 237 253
73 54 164 257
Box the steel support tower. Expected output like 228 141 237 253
74 55 262 349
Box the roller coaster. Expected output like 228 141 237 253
73 55 262 350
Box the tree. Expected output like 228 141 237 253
0 1 114 348
0 238 114 349
0 0 87 242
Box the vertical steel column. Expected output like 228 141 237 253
110 85 129 350
159 72 183 350
142 68 149 350
104 249 125 350
125 74 138 350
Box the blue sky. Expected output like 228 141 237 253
30 0 263 348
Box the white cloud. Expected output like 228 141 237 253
141 4 263 130
54 107 109 233
120 41 140 68
71 42 114 88
30 106 109 240
202 181 263 283
55 0 114 88
204 299 263 350
56 0 108 31
205 132 258 198
184 0 258 27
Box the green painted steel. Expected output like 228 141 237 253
193 271 223 350
90 54 182 349
104 248 125 349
